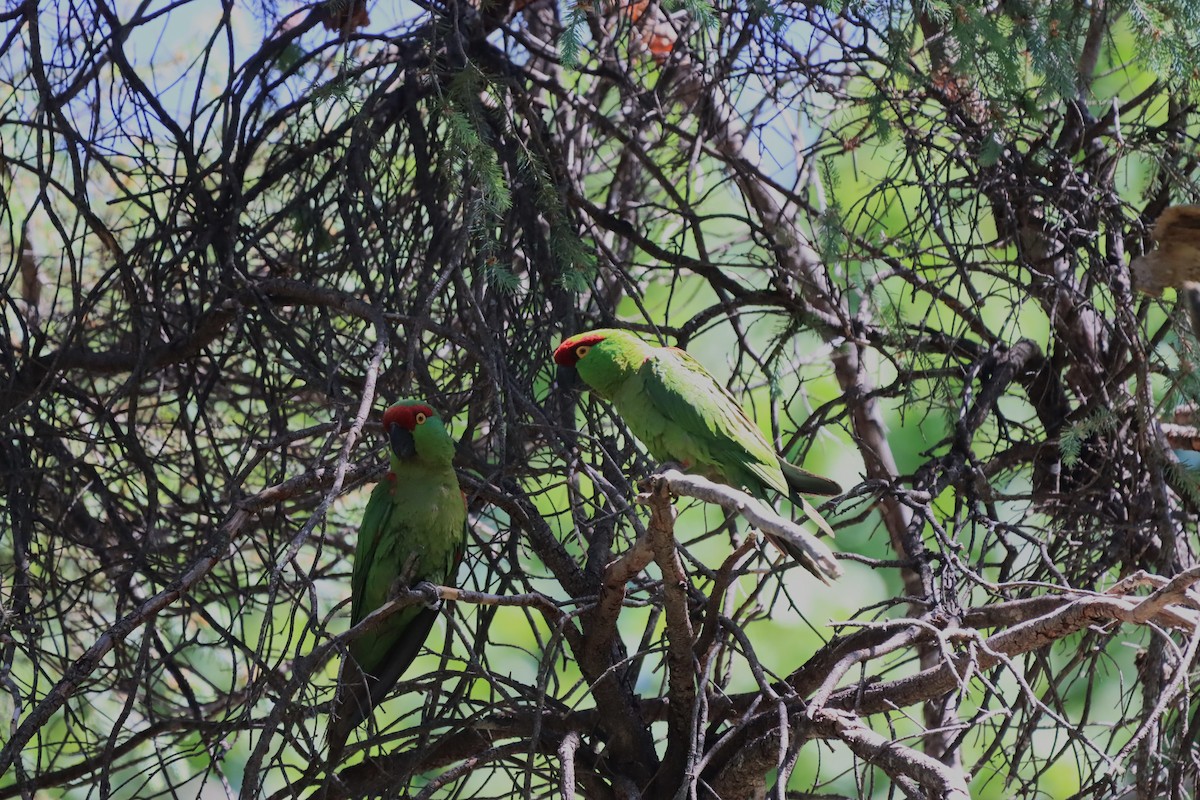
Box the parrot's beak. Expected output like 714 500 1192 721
556 365 581 394
388 423 416 460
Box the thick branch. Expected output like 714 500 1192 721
826 588 1199 716
640 478 698 794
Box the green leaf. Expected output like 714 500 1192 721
559 4 588 68
1060 410 1118 469
978 136 1004 167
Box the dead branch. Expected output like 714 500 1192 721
645 468 842 582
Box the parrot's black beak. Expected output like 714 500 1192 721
388 423 416 460
556 365 581 394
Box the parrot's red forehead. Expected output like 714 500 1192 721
382 403 435 430
553 331 609 366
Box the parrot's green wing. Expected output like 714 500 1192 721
563 330 842 582
347 510 467 718
636 347 791 497
350 479 392 627
330 484 440 755
638 348 841 579
348 498 440 680
328 470 465 761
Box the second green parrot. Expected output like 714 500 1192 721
327 399 466 759
554 328 841 571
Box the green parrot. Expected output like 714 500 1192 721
327 399 466 760
553 328 841 571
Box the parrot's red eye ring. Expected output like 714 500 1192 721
575 345 591 358
415 412 428 424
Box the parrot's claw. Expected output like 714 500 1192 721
414 580 443 610
386 578 442 609
638 463 686 500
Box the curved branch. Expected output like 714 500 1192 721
650 469 842 582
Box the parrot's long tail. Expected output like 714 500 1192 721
325 658 371 768
325 605 440 765
778 457 841 497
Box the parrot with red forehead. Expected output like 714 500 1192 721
553 328 841 573
327 399 466 759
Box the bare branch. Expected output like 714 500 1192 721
645 469 842 582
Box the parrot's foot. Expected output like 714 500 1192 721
640 463 687 501
413 580 443 611
386 577 442 609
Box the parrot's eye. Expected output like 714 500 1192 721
575 345 591 358
415 412 428 425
